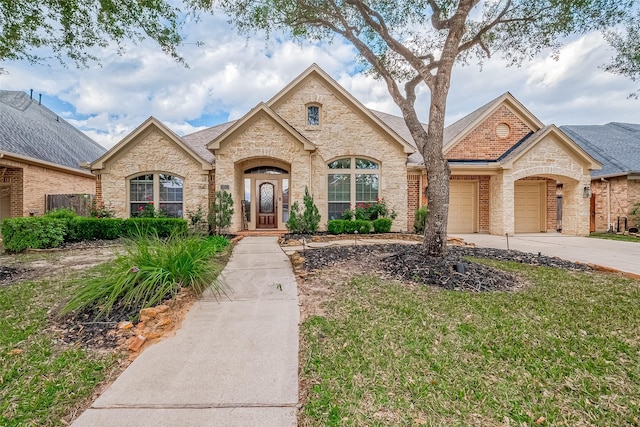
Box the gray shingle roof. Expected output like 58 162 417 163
560 123 640 177
181 121 236 163
0 90 106 170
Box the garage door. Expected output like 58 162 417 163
448 181 476 233
514 181 543 233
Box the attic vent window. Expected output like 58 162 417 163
307 105 320 126
496 123 510 138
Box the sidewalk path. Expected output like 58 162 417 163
452 233 640 276
73 236 299 426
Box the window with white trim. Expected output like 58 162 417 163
327 157 379 220
130 173 183 218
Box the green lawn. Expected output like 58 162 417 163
589 232 640 243
0 275 123 426
300 261 640 426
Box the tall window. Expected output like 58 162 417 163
130 173 183 218
307 105 320 126
327 158 379 220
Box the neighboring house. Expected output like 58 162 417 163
0 90 106 220
561 123 640 232
91 64 600 236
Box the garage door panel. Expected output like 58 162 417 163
448 181 477 233
515 182 543 233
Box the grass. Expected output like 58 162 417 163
0 275 122 426
300 260 640 426
589 232 640 243
62 234 230 320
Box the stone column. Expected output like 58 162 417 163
563 176 591 235
489 171 515 235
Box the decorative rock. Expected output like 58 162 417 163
128 335 147 352
117 321 134 330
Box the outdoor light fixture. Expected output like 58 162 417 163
583 185 592 198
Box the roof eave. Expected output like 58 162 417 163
0 151 95 177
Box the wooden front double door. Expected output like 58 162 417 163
257 180 277 229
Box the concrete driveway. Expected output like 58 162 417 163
452 233 640 276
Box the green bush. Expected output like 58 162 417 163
344 220 371 234
1 217 67 252
287 187 321 233
123 218 187 238
373 218 392 233
67 218 124 241
62 234 230 320
45 208 78 220
327 220 345 235
414 206 428 234
209 191 234 235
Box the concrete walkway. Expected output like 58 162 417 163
453 233 640 276
73 236 299 426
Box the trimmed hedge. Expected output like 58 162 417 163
1 217 67 252
67 218 124 241
1 216 189 252
373 218 392 233
328 219 371 234
122 218 188 237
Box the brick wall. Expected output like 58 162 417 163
590 176 640 231
1 159 95 217
407 173 421 231
445 105 534 160
0 166 23 218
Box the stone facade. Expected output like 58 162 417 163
0 158 95 219
270 77 409 232
96 128 210 218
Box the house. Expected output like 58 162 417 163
561 123 640 232
0 90 106 220
91 64 600 236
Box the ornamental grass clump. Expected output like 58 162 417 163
62 233 229 320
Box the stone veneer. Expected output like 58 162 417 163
1 158 95 218
268 76 409 231
96 128 210 218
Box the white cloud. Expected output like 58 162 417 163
1 15 638 151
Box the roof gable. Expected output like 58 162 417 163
0 90 106 170
207 103 316 151
91 117 212 170
443 92 544 156
267 64 415 155
500 125 601 171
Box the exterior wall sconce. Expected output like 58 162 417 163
583 185 592 199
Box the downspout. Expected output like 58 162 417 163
601 177 610 231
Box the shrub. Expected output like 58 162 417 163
67 218 123 241
45 208 78 220
631 203 640 227
327 219 345 235
186 204 207 233
123 218 187 238
209 191 234 235
414 206 428 234
344 219 371 234
87 200 116 218
373 218 392 233
61 234 230 320
287 187 321 233
1 217 67 252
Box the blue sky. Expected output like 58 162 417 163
0 11 637 149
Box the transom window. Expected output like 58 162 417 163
244 166 288 175
327 157 379 220
307 105 320 126
130 173 183 218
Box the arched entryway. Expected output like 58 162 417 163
240 159 290 231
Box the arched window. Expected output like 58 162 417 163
327 157 379 220
130 173 183 218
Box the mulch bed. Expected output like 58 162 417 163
0 265 24 283
298 244 592 292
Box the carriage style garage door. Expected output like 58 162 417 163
514 181 544 233
448 181 477 233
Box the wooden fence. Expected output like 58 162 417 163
46 194 94 216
